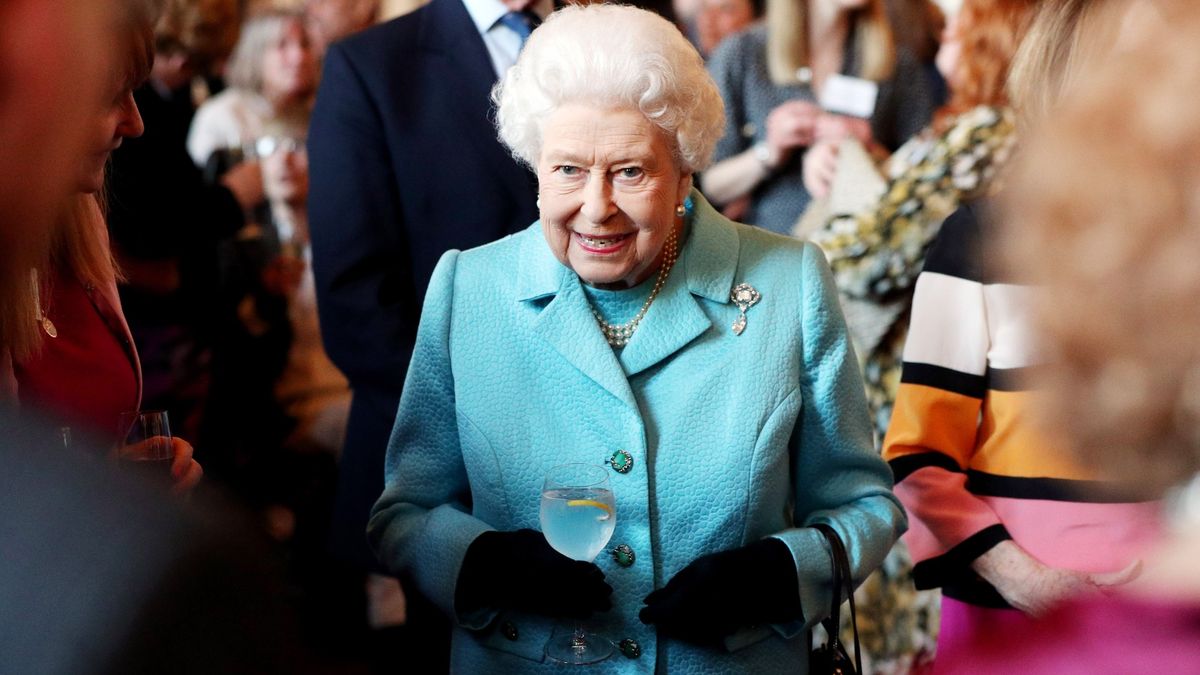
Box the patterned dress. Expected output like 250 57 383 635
809 106 1015 674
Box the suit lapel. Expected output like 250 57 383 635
419 0 537 219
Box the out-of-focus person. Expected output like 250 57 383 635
307 0 548 662
188 9 318 169
695 0 762 57
306 0 381 56
259 119 351 457
810 0 1029 445
4 0 203 493
887 0 948 106
702 0 936 234
106 0 257 443
950 1 1200 672
368 6 904 672
806 3 1032 667
881 0 1163 671
0 0 112 380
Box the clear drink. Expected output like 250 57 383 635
539 487 616 562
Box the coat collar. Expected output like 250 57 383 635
515 190 742 405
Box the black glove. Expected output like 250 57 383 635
638 537 801 646
455 529 613 620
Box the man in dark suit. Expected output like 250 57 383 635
307 0 545 664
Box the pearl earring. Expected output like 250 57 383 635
675 204 686 217
536 197 542 209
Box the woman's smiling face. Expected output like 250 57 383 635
537 104 692 289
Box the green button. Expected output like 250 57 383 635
608 449 634 474
501 620 518 641
618 638 641 659
611 544 635 567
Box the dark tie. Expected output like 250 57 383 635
497 10 541 46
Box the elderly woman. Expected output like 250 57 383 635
367 5 904 672
187 9 317 168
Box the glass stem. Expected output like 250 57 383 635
571 623 587 653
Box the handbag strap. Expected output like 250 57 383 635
813 523 863 675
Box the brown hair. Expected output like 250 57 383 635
936 0 1036 127
766 0 896 86
155 0 240 71
999 0 1200 494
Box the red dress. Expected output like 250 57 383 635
14 271 140 441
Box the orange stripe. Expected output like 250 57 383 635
883 382 981 468
971 390 1095 480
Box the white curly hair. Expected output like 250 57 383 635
492 3 725 174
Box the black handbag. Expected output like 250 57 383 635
809 523 863 675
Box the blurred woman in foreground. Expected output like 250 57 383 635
956 1 1200 671
2 0 202 491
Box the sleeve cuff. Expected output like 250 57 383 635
911 523 1011 590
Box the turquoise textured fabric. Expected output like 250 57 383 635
368 190 906 674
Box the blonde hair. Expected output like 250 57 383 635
766 0 895 86
1005 0 1129 129
1 0 153 361
226 10 309 94
999 0 1200 495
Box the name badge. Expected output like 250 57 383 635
820 74 879 119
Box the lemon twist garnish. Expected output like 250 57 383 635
566 499 613 517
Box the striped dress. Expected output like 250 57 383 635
881 201 1163 669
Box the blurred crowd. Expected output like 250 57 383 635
2 0 1199 673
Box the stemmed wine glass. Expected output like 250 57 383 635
539 463 617 665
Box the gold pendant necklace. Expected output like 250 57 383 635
31 269 57 338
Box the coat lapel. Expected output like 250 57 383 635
515 191 743 400
619 191 740 377
517 226 638 410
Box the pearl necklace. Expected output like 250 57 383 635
589 226 679 348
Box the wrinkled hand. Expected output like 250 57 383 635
803 140 839 199
972 540 1141 616
639 538 799 646
456 529 612 620
765 100 821 165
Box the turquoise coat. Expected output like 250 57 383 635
368 191 905 674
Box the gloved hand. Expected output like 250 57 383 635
639 538 801 646
455 529 613 620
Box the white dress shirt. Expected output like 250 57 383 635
459 0 553 78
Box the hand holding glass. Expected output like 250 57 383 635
116 410 174 482
540 463 616 665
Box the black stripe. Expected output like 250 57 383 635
920 202 987 282
889 452 963 484
966 470 1156 503
911 524 1011 592
986 366 1040 392
900 362 987 399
